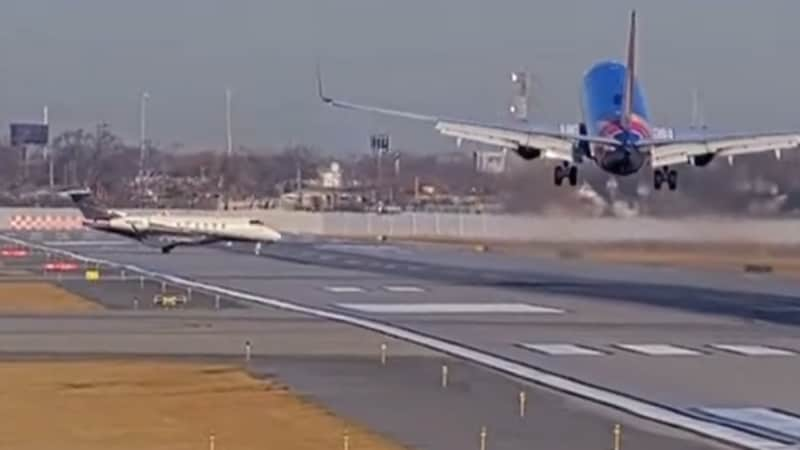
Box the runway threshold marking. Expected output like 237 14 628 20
710 344 796 356
615 344 702 356
0 233 789 450
335 303 565 314
519 343 605 356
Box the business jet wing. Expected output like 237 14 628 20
641 131 800 168
317 70 619 163
153 234 224 254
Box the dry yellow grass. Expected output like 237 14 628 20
0 360 408 450
383 236 800 277
0 282 102 313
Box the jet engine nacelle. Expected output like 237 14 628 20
516 146 542 160
110 217 150 233
690 153 715 167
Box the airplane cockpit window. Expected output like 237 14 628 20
613 93 622 106
249 219 265 226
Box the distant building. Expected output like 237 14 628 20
319 162 344 189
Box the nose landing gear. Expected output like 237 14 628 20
554 163 578 187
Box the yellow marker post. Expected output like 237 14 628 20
209 433 216 450
380 343 387 366
479 426 487 450
343 428 350 450
613 424 622 450
518 390 527 418
441 364 449 388
85 269 99 281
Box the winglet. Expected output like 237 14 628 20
621 9 637 131
316 62 333 104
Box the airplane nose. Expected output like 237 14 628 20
269 229 282 241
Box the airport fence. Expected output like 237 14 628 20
1 207 800 244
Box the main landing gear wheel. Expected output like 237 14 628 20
568 166 578 186
653 168 678 191
667 170 678 191
554 164 578 187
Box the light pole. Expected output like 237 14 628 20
43 106 54 188
225 87 233 157
139 91 150 179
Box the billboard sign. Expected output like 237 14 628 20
10 123 49 146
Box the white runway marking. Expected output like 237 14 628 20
323 286 365 293
335 303 565 314
383 285 425 293
710 344 796 356
520 343 604 356
1 233 789 450
616 344 701 356
694 407 800 440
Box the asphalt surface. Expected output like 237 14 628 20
6 228 800 449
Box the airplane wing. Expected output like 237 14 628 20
317 69 619 163
641 132 800 168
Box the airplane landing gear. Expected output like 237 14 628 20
654 167 678 191
161 245 176 254
554 164 578 187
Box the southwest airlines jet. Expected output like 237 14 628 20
318 11 800 191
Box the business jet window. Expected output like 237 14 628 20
249 220 265 226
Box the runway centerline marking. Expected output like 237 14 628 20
323 286 365 294
0 233 788 450
383 286 425 293
335 303 565 314
519 343 605 356
710 344 796 356
615 344 701 356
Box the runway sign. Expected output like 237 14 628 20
519 343 604 356
383 286 426 293
335 303 565 314
615 344 701 356
85 269 100 281
710 344 796 356
324 286 365 293
1 247 28 257
44 261 79 272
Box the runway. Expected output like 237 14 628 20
4 229 800 449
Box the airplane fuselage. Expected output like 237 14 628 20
82 215 282 247
581 61 651 176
